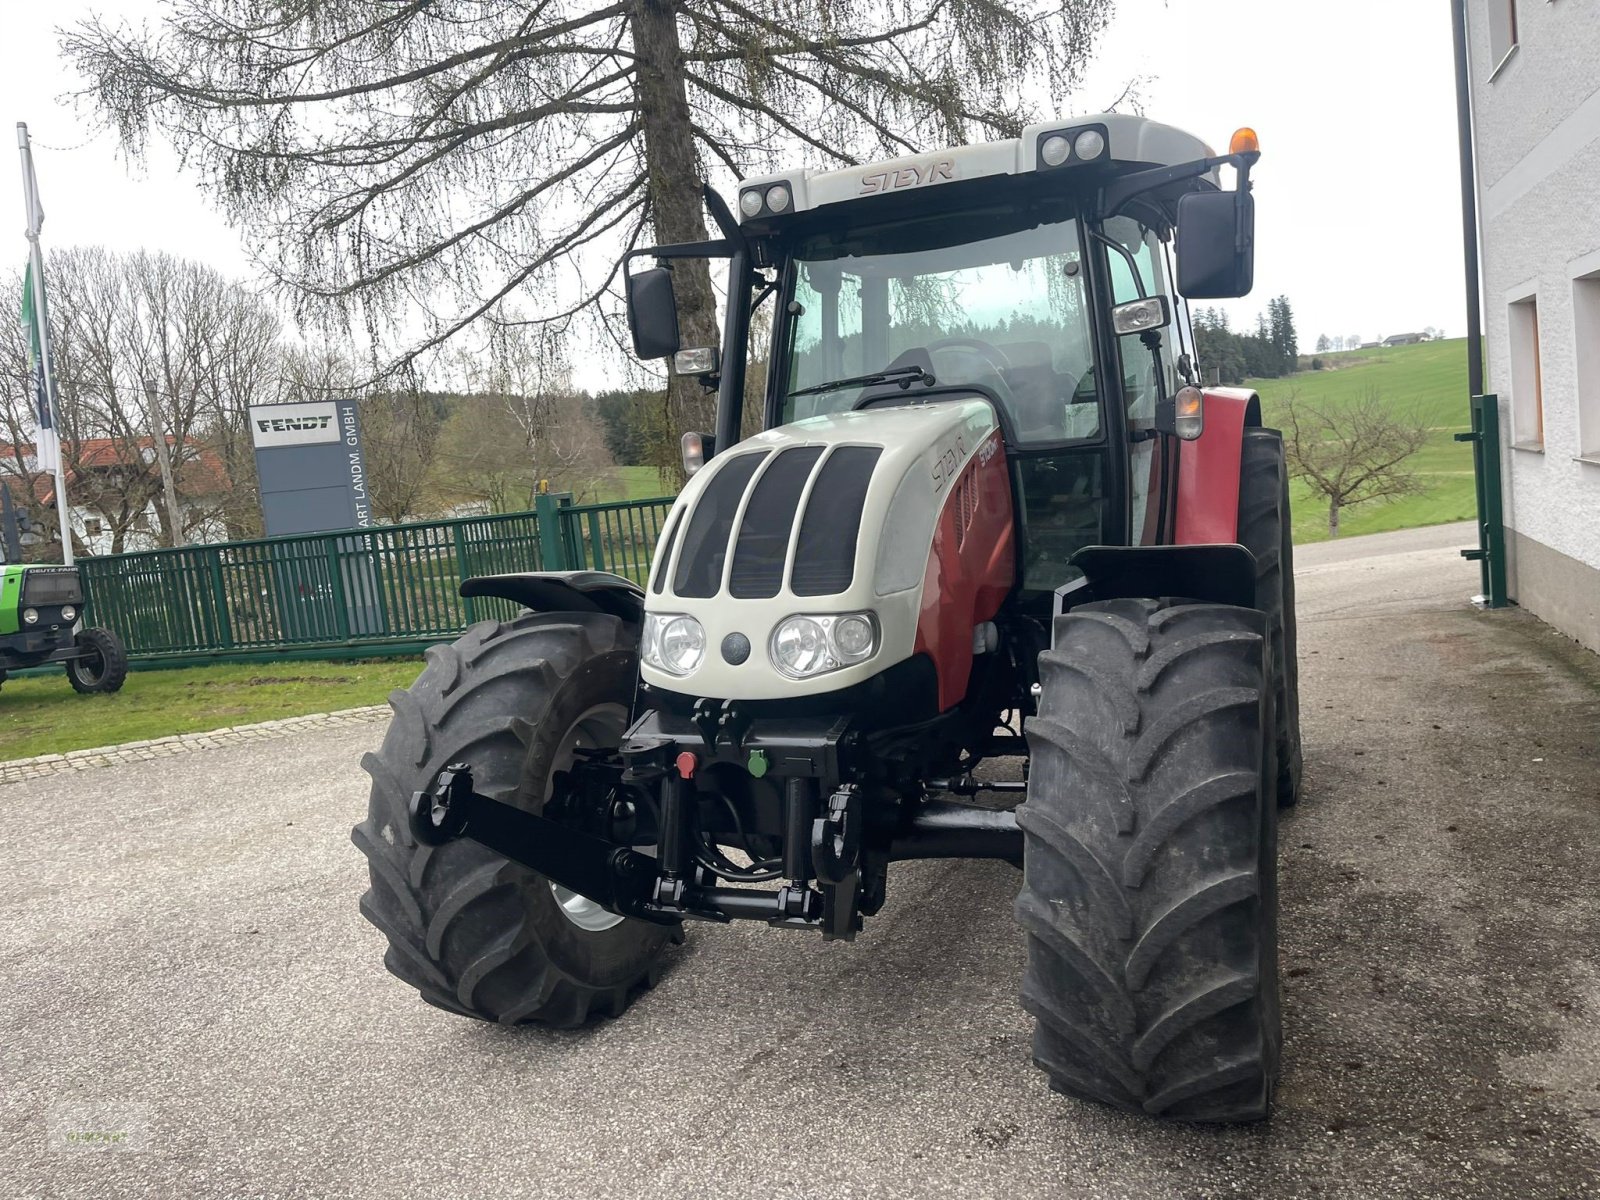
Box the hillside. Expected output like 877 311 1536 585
1246 338 1478 544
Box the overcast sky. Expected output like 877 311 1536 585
4 0 1468 383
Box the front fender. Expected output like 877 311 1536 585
1174 387 1262 544
1057 544 1258 615
459 571 644 624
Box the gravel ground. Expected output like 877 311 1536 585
3 520 1597 1199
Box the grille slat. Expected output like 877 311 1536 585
672 451 770 598
790 447 882 597
728 446 825 599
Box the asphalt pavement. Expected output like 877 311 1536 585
3 520 1598 1199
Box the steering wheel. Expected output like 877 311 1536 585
925 336 1014 379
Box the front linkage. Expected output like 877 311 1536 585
409 699 1023 942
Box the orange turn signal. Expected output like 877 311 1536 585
1229 127 1260 156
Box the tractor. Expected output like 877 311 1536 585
354 114 1301 1124
0 562 126 694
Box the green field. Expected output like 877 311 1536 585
1247 338 1478 544
593 464 675 504
0 659 423 761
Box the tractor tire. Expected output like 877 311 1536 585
1239 429 1303 806
352 611 674 1026
65 628 128 694
1017 598 1280 1123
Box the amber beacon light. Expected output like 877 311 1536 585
1229 127 1260 155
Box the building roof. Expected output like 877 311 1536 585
1 437 231 507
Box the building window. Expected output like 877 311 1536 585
1577 270 1600 461
84 517 103 537
1508 294 1543 449
1488 0 1519 77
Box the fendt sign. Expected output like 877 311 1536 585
247 400 371 534
247 398 384 637
250 401 341 449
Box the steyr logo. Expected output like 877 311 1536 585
257 415 332 434
859 159 955 195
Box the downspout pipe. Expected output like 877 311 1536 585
1451 0 1484 398
1450 0 1509 608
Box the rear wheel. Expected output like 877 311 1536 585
65 628 128 694
352 611 673 1026
1017 598 1279 1122
1239 429 1302 806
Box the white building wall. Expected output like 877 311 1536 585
1469 0 1600 651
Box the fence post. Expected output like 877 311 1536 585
535 493 568 571
586 510 605 570
207 549 234 650
1454 393 1510 609
324 533 352 639
452 521 477 624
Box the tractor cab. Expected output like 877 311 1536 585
626 113 1261 611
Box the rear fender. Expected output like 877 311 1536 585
1174 387 1261 544
459 571 644 624
1056 544 1258 618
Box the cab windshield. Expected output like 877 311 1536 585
782 216 1098 444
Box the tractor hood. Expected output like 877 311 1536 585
642 397 1002 700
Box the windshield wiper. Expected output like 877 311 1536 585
787 365 936 398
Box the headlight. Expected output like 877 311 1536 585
1040 134 1071 166
739 189 764 217
22 607 38 625
770 612 879 679
1073 129 1106 160
642 613 705 677
765 184 792 213
61 605 77 622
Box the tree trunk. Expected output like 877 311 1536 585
630 0 719 466
1328 499 1341 538
143 380 186 547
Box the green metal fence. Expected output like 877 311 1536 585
77 494 676 664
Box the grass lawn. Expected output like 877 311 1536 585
592 464 675 504
0 658 424 761
1246 338 1479 544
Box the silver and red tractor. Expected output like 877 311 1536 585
354 115 1300 1123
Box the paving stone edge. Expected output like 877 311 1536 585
0 705 391 785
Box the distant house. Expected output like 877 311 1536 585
1382 332 1426 346
1359 341 1382 349
1 437 231 556
1464 0 1600 652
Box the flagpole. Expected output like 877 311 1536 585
16 122 72 565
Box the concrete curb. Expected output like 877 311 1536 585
1 705 390 786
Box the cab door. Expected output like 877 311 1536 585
1100 216 1182 545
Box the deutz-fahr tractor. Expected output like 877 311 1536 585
354 114 1301 1124
0 563 126 694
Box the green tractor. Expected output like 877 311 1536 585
0 563 127 694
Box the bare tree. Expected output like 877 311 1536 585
360 389 448 523
63 0 1113 451
432 320 615 512
1281 388 1432 537
1 249 288 553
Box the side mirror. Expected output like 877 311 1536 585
625 266 681 359
1176 189 1254 299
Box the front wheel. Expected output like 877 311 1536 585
65 628 128 694
1016 598 1279 1122
352 611 673 1026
